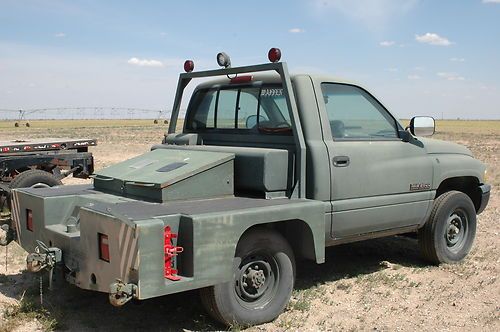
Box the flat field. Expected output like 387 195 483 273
0 119 498 331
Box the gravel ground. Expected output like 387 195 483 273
0 120 498 331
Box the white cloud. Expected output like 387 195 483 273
437 72 465 81
127 57 164 67
415 33 453 46
387 67 398 72
54 32 66 38
289 28 305 33
408 74 421 80
450 57 465 62
379 40 395 47
483 0 500 3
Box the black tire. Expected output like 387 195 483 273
10 170 62 189
418 191 476 264
200 228 295 327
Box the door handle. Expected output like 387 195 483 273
332 156 350 167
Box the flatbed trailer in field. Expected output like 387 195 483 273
0 138 96 224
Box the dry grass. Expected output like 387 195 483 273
0 119 498 331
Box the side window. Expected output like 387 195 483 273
321 83 398 139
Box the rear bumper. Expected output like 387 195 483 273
477 184 491 214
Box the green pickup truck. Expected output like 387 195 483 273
1 49 490 327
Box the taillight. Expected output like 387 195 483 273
26 209 33 231
98 233 110 262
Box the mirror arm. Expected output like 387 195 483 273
399 130 411 142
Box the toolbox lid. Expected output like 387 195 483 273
94 148 234 189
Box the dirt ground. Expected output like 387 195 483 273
0 119 498 331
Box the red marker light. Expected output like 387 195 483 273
184 60 194 73
268 48 281 63
98 233 110 262
26 209 33 231
230 75 253 84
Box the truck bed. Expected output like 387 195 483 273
12 184 326 298
20 184 311 219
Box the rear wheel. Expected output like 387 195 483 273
10 169 62 190
200 228 295 327
418 191 476 264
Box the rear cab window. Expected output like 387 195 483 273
185 84 292 134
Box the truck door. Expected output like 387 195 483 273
318 83 434 239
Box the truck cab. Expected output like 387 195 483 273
162 66 489 246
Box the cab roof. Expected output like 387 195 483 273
193 72 360 90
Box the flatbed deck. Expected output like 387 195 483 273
0 138 97 155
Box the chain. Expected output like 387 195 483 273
39 276 43 306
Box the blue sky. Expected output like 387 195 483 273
1 0 499 119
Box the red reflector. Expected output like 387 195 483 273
99 233 110 262
26 209 33 231
230 75 253 84
1 147 9 153
184 60 194 73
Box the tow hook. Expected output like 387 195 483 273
109 279 137 307
26 240 62 289
0 224 15 246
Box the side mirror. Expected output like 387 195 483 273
245 115 267 129
409 116 435 136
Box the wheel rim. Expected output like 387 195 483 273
234 252 279 308
444 208 468 253
30 183 51 189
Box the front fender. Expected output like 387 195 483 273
431 154 486 189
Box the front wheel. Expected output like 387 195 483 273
200 228 295 327
418 191 477 264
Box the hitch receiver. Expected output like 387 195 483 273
26 240 62 273
109 279 137 307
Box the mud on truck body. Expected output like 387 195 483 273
1 49 490 326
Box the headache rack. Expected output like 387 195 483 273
168 50 306 199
